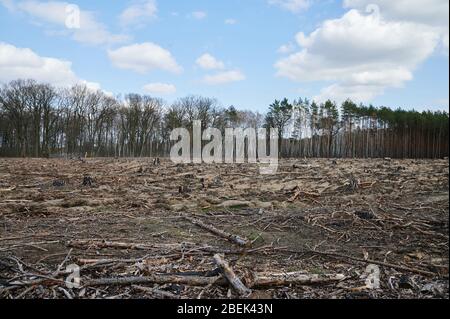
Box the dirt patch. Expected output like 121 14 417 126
0 158 448 299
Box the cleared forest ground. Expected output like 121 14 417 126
0 158 448 299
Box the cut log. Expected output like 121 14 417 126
213 254 252 297
185 216 249 247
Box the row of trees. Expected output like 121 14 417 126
269 98 449 159
0 79 448 159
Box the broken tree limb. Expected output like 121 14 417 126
67 239 239 255
316 251 437 277
185 216 249 247
68 239 209 251
288 249 438 277
68 239 155 250
67 240 283 257
85 274 226 287
0 240 60 252
213 254 252 297
82 271 345 290
250 272 346 288
132 285 180 299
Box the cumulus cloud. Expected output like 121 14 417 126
203 70 245 85
196 53 225 70
108 42 182 74
119 0 157 27
344 0 449 52
0 42 102 90
143 82 176 95
196 54 245 85
1 0 128 46
343 0 449 27
0 42 77 85
268 0 310 13
275 5 442 103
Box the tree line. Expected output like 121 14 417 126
0 79 448 159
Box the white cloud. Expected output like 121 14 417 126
277 43 296 54
344 0 449 53
343 0 449 27
196 54 245 85
225 18 237 25
268 0 310 13
119 0 157 27
81 80 112 95
0 42 76 85
108 42 182 74
275 7 442 103
0 42 102 90
81 81 100 91
196 53 225 70
191 11 207 20
203 70 245 85
2 0 128 46
143 82 176 95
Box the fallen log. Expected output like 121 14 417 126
250 272 346 288
213 254 251 297
184 216 249 247
68 239 206 251
68 239 238 255
83 271 345 290
85 274 225 287
69 239 155 250
68 240 285 257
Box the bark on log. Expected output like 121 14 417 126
69 239 154 250
83 272 345 289
185 216 249 247
68 239 207 251
213 254 252 297
85 274 226 287
250 272 346 288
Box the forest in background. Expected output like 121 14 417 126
0 79 448 159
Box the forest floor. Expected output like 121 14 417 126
0 157 448 299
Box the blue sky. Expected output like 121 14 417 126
0 0 448 112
